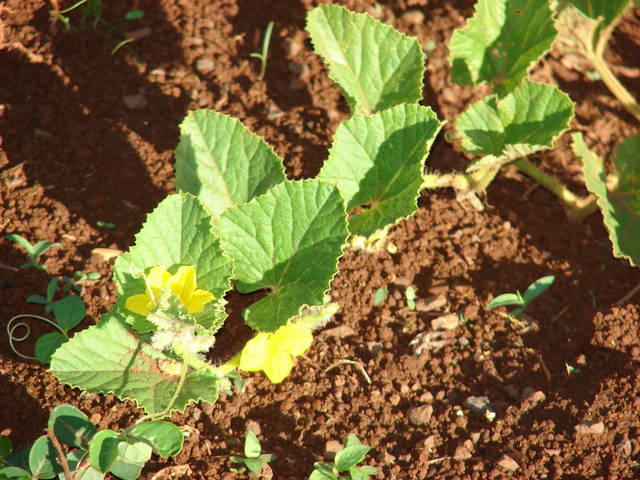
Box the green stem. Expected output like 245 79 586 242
585 18 640 123
135 361 188 424
513 159 596 222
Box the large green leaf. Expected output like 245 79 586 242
175 110 286 218
457 80 574 169
113 193 232 332
568 0 629 27
449 0 556 94
307 4 424 116
127 421 183 458
49 315 220 415
575 132 640 266
317 104 442 236
219 179 348 332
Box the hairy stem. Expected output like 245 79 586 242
48 430 73 480
135 361 188 424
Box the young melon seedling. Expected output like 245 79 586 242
487 275 555 318
310 434 377 480
229 431 276 474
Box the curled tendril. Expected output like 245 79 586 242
6 314 67 360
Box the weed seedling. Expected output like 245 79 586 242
61 271 102 293
5 234 60 271
250 21 274 80
310 434 376 480
27 277 59 313
96 220 115 229
487 275 555 318
405 286 416 310
373 286 388 305
0 404 183 480
229 431 276 474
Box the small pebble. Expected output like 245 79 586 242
195 58 216 74
575 420 605 435
122 94 148 109
431 313 459 330
401 9 425 25
463 395 492 415
407 405 433 426
367 341 384 355
497 454 519 471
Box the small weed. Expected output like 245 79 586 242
310 434 377 480
250 21 275 80
487 275 555 318
27 277 59 313
405 286 416 310
96 220 115 229
5 234 60 271
229 431 276 474
373 286 388 305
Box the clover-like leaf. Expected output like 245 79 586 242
127 421 183 458
307 4 424 116
113 193 232 332
575 132 640 266
175 110 286 218
449 0 556 94
53 295 85 332
89 430 120 474
457 80 574 169
50 314 220 415
317 104 442 236
34 332 68 365
219 179 348 332
48 404 96 449
28 436 59 479
108 441 152 480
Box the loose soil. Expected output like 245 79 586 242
1 1 639 479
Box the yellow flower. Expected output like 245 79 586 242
239 323 313 383
125 266 214 317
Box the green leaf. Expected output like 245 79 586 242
457 80 574 168
487 292 524 310
124 9 144 20
48 404 96 449
64 450 105 480
568 0 629 27
576 132 640 266
449 0 557 94
318 104 442 236
127 421 183 458
309 468 337 480
26 295 48 305
5 234 35 255
244 432 261 458
28 436 59 479
243 458 265 473
50 314 220 415
373 286 388 305
334 444 370 472
53 295 86 332
175 110 286 219
219 180 348 332
32 241 61 260
108 441 152 480
0 466 31 479
522 275 555 305
35 332 68 365
114 193 233 333
89 430 119 473
307 4 424 116
0 436 10 460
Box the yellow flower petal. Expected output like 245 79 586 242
262 348 293 384
146 266 171 304
184 289 214 314
125 293 153 316
239 333 270 372
272 323 313 356
168 266 197 303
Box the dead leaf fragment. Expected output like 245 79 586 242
149 464 193 480
320 325 356 339
410 331 454 355
91 247 123 260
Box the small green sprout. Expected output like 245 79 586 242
487 275 555 318
250 21 274 80
5 234 60 271
27 277 59 314
373 286 388 305
96 220 116 229
62 271 102 293
405 286 416 310
229 431 276 474
310 434 377 480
